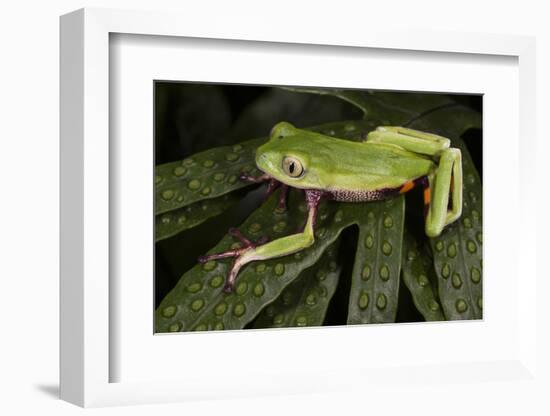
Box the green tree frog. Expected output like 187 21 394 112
199 122 462 292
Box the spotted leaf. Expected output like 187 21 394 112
155 137 264 215
252 241 341 329
347 196 405 324
408 107 483 320
156 193 241 242
401 228 445 321
156 179 406 332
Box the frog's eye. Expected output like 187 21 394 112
282 156 304 178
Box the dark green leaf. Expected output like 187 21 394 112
156 193 241 242
408 107 483 320
401 228 445 321
283 87 454 123
156 189 339 332
155 137 263 215
281 86 376 117
252 241 341 329
155 181 404 332
347 196 405 324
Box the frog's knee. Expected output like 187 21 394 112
425 222 443 238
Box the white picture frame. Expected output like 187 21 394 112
60 7 538 408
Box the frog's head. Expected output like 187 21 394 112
255 122 322 189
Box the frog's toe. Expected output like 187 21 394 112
240 172 271 183
223 282 234 293
197 229 268 272
197 249 240 264
228 227 269 248
256 235 269 245
198 228 271 294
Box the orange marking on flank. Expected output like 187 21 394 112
399 180 415 194
424 188 431 205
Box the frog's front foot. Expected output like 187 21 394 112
239 172 271 183
198 228 268 293
239 172 288 210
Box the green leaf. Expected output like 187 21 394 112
283 87 454 123
156 193 241 242
155 137 263 215
252 241 342 329
408 106 483 320
347 196 405 324
281 86 375 117
429 137 483 320
155 120 379 332
360 91 456 124
401 228 445 321
407 104 482 139
156 189 335 332
156 178 406 332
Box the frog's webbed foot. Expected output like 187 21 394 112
239 172 288 209
198 228 268 293
239 172 271 184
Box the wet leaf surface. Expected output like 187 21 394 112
347 196 405 324
156 193 241 242
407 107 483 320
155 137 263 215
252 241 342 329
401 228 445 321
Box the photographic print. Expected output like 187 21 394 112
154 83 482 333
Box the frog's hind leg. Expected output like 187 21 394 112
424 148 462 237
198 190 323 292
366 126 450 156
367 126 461 236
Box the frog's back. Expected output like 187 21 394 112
300 136 435 196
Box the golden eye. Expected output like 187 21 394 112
282 156 303 178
